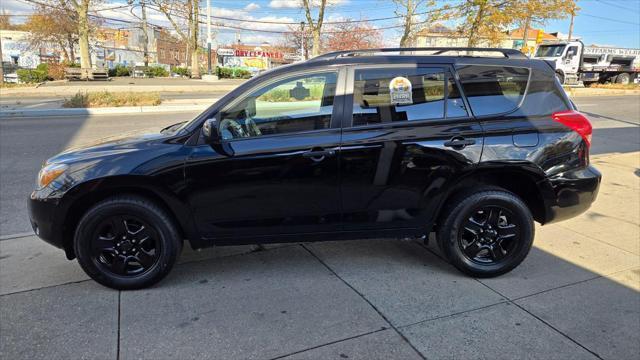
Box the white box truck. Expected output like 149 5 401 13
534 40 640 86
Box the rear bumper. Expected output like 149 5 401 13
543 165 602 224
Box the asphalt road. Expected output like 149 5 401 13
1 95 638 237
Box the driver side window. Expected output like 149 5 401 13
220 72 338 140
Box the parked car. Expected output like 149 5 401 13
28 47 601 290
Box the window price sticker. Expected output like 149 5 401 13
389 76 413 105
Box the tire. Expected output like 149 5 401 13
583 81 596 88
437 189 534 278
615 73 630 85
74 195 182 290
555 72 565 85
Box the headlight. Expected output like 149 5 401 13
37 163 68 189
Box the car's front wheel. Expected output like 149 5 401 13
74 195 181 290
437 189 534 278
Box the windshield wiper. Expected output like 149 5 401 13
160 121 187 134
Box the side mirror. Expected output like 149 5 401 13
203 117 235 156
203 117 221 144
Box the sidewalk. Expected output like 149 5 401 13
1 151 638 359
0 77 246 97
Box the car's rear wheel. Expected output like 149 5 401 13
437 189 534 278
74 195 181 290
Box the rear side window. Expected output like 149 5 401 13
352 67 468 126
456 65 529 116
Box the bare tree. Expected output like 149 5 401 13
276 24 312 60
324 20 383 52
153 0 201 78
301 0 327 57
394 0 436 47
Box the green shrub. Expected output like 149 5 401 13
16 69 48 83
143 65 169 78
216 66 232 79
36 63 49 73
108 64 130 77
216 67 252 79
171 66 190 77
236 69 252 79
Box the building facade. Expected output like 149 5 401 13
1 30 62 70
415 24 558 56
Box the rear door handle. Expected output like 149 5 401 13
443 138 476 149
302 149 336 160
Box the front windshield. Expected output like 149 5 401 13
535 45 566 57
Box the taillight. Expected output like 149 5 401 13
552 110 593 148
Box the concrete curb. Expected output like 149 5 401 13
565 88 640 97
0 104 209 118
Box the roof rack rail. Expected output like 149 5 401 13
309 47 528 61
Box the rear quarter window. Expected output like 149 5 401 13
456 65 529 116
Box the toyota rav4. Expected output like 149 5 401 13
28 48 601 290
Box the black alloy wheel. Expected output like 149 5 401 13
92 215 160 276
74 195 181 290
459 206 520 264
437 188 534 278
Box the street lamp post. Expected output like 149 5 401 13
207 0 212 75
300 21 305 60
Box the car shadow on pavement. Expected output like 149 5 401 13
590 126 640 155
1 233 637 360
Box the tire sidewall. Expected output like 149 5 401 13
74 198 180 290
441 192 534 277
616 73 630 85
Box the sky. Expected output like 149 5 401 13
2 0 639 48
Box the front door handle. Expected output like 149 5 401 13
302 149 336 161
444 137 476 149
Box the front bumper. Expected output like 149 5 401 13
544 165 602 224
28 192 65 250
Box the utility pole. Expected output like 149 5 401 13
207 0 212 75
0 34 4 84
299 21 305 60
567 5 575 41
521 16 531 55
141 0 149 68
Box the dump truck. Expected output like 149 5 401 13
534 40 640 86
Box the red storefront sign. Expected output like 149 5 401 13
234 49 283 59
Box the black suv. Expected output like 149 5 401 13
29 48 601 290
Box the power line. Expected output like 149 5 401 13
594 0 640 14
581 12 640 26
17 0 459 27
